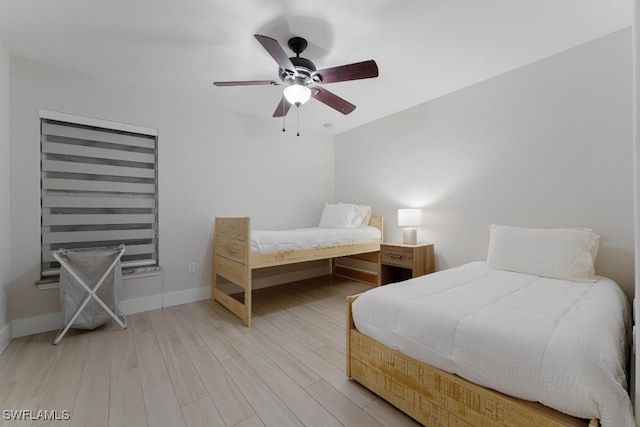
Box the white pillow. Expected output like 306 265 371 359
339 203 371 227
318 203 360 228
486 224 600 282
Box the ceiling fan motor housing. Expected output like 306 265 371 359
279 56 317 83
278 37 322 85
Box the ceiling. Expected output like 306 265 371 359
0 0 633 135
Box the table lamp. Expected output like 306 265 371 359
398 208 421 245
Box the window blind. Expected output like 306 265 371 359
40 115 158 279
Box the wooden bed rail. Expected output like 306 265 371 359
345 294 599 427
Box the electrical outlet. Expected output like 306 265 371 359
188 262 196 274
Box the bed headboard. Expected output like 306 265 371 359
368 215 383 240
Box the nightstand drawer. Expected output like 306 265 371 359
381 246 414 268
380 243 434 285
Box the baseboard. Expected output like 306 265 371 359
118 294 163 315
9 267 328 339
9 287 209 339
0 322 11 354
11 311 62 339
162 285 210 308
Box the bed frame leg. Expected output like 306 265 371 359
244 286 251 327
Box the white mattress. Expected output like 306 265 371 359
352 261 633 427
251 226 381 254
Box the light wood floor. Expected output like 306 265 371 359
0 276 421 427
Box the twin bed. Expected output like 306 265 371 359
212 203 382 327
212 210 633 427
348 225 633 427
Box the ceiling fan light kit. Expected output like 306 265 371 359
213 33 379 135
283 79 311 105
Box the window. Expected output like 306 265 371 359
39 110 158 281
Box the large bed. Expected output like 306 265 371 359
346 225 634 427
212 203 382 326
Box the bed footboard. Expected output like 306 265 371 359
345 294 598 427
212 217 252 326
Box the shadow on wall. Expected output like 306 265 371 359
595 246 634 301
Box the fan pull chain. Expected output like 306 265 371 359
296 106 300 137
282 100 286 132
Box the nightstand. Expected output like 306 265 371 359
380 243 435 285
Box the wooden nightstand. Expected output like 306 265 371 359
380 243 435 285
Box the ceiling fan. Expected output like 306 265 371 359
213 34 379 118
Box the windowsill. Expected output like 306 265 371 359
36 266 162 290
122 267 163 280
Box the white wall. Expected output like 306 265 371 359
5 28 633 337
8 56 334 334
0 40 11 349
336 29 634 298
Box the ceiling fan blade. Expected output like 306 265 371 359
311 87 356 115
213 80 279 87
316 60 379 84
254 34 297 76
272 97 292 117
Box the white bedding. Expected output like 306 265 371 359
251 226 381 254
352 261 633 427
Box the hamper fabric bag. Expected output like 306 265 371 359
54 245 126 343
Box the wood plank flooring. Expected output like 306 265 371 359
0 276 421 427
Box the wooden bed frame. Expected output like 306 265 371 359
212 215 383 326
346 294 599 427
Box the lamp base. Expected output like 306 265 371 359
402 228 417 245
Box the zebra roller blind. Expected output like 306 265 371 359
40 111 158 279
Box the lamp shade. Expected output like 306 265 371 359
398 208 421 227
283 84 311 105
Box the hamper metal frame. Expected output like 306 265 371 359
53 245 127 344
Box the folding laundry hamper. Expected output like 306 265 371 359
53 245 127 344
